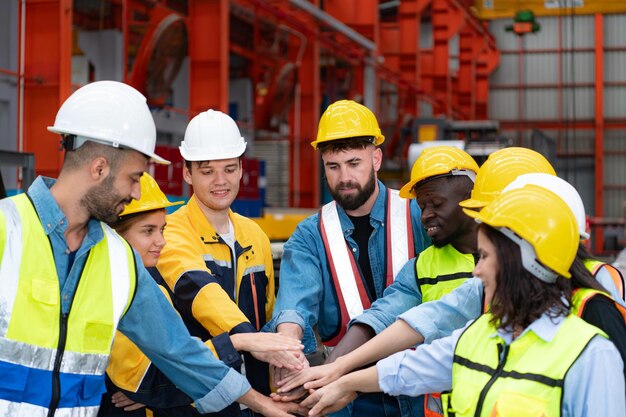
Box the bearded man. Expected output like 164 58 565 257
264 100 430 417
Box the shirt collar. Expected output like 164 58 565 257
27 176 104 243
28 177 68 235
492 308 567 344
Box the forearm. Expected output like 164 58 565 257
277 322 303 341
334 320 424 374
325 324 375 363
337 366 381 394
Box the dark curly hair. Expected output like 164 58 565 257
480 224 571 331
316 136 375 155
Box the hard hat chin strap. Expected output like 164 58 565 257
498 227 559 284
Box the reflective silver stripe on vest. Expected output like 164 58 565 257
103 225 132 325
0 337 109 374
0 399 99 417
321 202 364 320
242 265 266 276
202 254 231 268
0 199 23 336
387 190 410 279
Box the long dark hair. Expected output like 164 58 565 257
481 224 571 331
569 246 607 292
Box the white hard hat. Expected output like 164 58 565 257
48 81 169 165
503 173 589 240
180 110 246 161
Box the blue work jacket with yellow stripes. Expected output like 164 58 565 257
0 193 136 417
157 195 275 416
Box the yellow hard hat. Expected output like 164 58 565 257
399 146 479 198
120 173 184 217
311 100 384 149
463 185 578 282
459 147 556 209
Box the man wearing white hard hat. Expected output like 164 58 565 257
0 81 297 417
156 110 300 417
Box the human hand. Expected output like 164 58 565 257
300 380 357 417
275 361 344 393
233 332 304 353
111 391 146 411
252 349 306 371
270 357 310 403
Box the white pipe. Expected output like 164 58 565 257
288 0 376 52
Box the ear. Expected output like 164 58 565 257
88 156 111 181
372 147 383 172
182 163 193 186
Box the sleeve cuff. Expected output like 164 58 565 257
350 313 388 335
212 332 243 368
263 310 317 354
194 368 251 413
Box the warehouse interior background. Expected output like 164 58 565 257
1 0 626 257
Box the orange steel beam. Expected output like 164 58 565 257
399 0 431 115
594 13 604 252
324 0 379 103
432 0 464 116
291 21 320 208
188 0 229 115
23 0 72 178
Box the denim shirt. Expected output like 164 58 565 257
350 258 421 334
377 313 625 417
264 181 430 354
25 177 250 413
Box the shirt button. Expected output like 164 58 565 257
381 222 385 227
352 247 357 252
47 223 52 228
63 295 69 301
65 249 70 254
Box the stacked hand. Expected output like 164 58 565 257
231 332 305 370
270 354 311 403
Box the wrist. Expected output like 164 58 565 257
277 323 303 341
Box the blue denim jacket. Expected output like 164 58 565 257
26 177 250 413
265 181 430 352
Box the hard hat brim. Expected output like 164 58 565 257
120 200 184 217
48 126 171 165
459 198 487 209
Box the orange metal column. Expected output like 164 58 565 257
398 0 431 116
324 0 378 106
457 27 481 119
188 0 229 114
23 0 72 178
291 32 320 208
431 0 464 116
475 41 499 119
594 13 604 251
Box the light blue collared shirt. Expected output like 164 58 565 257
264 181 430 353
377 312 625 417
25 177 250 413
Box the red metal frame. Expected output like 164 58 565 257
22 0 72 179
188 0 229 114
594 13 605 252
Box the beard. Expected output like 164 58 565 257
81 174 132 224
327 169 377 211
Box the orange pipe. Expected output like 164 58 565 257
594 13 604 252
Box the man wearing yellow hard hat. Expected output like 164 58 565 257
277 146 480 417
266 100 430 417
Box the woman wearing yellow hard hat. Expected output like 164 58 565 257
296 186 625 417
